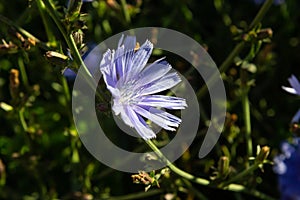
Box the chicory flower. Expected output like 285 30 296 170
99 35 187 140
273 138 300 200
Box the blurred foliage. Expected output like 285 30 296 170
1 0 300 199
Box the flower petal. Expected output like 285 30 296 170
139 72 182 96
125 106 156 140
282 86 297 94
100 49 117 88
124 40 153 81
288 75 300 95
136 59 171 86
138 95 187 109
133 105 181 131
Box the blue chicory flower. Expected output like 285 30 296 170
273 138 300 200
282 75 300 95
282 75 300 123
99 35 187 140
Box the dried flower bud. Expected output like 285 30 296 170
9 69 20 99
0 39 18 54
45 51 69 67
131 171 153 185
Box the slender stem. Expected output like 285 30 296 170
197 42 245 98
42 0 106 102
241 69 252 158
197 0 273 98
248 0 273 30
0 14 50 51
221 162 259 187
120 0 131 23
36 0 56 46
19 107 28 131
145 140 274 199
146 140 209 186
18 57 29 90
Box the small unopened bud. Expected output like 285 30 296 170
218 156 230 177
72 31 84 48
45 51 69 67
256 146 270 163
257 28 273 40
9 69 20 99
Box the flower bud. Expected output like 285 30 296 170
257 28 273 40
218 156 230 177
9 69 20 99
256 146 270 163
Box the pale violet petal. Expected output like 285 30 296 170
123 36 136 51
145 107 182 125
100 49 118 87
115 45 125 79
139 72 181 96
136 60 172 86
125 106 156 140
282 86 297 94
288 75 300 95
117 34 124 47
133 105 179 131
138 95 187 109
124 40 153 81
112 101 134 127
291 109 300 123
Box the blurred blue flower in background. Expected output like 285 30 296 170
273 74 300 199
273 138 300 200
99 35 187 140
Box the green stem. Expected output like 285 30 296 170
248 0 273 30
0 14 50 51
145 140 274 199
19 107 28 131
36 0 57 46
18 57 29 90
197 0 273 98
120 0 131 23
146 140 209 186
240 69 252 158
42 0 106 102
221 162 259 187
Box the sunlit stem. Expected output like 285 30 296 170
36 0 56 47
